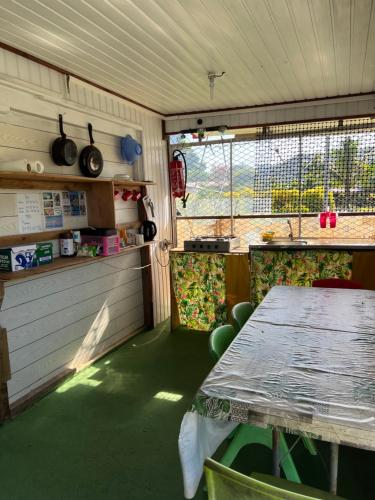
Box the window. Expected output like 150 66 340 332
170 119 375 247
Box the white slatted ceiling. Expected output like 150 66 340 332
0 0 373 114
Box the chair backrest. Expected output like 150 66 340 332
231 302 254 332
312 278 363 290
209 325 236 362
204 458 337 500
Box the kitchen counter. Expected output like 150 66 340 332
170 247 249 254
249 238 375 251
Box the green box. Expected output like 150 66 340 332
36 242 53 266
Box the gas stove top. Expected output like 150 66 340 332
184 236 240 252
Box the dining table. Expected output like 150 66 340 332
178 285 375 499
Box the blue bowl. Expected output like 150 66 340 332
120 135 143 164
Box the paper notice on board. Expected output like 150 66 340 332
17 193 45 234
43 191 63 229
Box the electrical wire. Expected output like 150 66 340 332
154 244 170 268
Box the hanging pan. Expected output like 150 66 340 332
79 123 103 178
51 114 78 166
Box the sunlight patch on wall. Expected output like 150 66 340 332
69 300 111 369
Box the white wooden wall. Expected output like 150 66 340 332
164 94 375 134
0 47 171 405
2 252 143 405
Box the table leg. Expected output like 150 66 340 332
330 443 339 495
272 430 281 477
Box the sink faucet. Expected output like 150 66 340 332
287 219 294 241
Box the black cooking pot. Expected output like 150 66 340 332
141 221 157 241
79 123 103 178
51 114 78 166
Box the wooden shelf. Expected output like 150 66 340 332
0 171 108 183
0 242 155 282
113 179 155 188
0 171 154 188
0 171 155 248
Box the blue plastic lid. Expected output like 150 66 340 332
120 135 143 164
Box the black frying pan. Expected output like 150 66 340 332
51 114 78 166
79 123 103 178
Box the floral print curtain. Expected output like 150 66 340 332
250 250 353 307
171 250 353 331
170 252 227 331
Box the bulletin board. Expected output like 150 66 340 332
0 189 88 237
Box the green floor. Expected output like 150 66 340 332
0 322 374 499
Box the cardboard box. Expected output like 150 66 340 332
36 242 53 265
0 244 38 272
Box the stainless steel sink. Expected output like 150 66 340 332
266 239 308 246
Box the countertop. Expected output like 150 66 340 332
170 247 249 254
171 239 375 254
248 238 375 251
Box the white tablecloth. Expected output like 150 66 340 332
179 286 375 498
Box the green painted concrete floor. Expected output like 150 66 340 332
0 322 374 500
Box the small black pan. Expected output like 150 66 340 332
79 123 103 178
51 114 78 166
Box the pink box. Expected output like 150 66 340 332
80 234 120 256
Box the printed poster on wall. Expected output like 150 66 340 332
16 191 88 234
61 191 87 216
43 191 63 229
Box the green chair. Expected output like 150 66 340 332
208 325 317 484
204 458 345 499
231 302 254 332
209 325 237 362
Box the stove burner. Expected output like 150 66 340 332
184 236 240 252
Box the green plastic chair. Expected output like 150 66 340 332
204 458 345 499
208 325 317 484
231 302 254 332
209 325 237 362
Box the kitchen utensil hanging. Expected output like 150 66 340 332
122 190 133 201
51 114 78 166
132 190 141 201
140 220 157 241
120 135 142 164
79 123 103 178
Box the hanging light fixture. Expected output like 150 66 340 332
208 71 225 100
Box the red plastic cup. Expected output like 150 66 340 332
320 212 327 228
329 212 337 228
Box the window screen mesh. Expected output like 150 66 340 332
171 119 375 247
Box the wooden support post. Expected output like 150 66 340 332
139 186 154 330
0 328 11 421
141 245 154 330
0 283 10 421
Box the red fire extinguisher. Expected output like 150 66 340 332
169 149 189 208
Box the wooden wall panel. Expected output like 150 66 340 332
4 252 144 404
0 47 171 406
164 95 375 134
352 252 375 291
